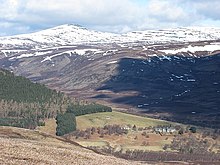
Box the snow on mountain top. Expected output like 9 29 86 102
123 26 220 43
1 24 220 48
0 24 120 47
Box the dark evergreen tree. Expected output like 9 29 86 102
56 113 76 136
66 103 112 116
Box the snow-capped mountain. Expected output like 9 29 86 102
1 24 220 61
0 24 119 48
0 24 220 129
1 24 220 49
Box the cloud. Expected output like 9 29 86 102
0 0 220 36
191 0 220 20
23 0 141 25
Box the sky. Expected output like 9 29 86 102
1 0 220 36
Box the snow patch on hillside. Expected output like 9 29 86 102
40 49 101 62
9 51 53 60
159 44 220 54
41 51 71 62
107 61 118 64
73 49 100 56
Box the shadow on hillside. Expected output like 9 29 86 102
94 54 220 128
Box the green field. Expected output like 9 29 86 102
37 111 175 152
76 111 171 130
37 111 172 135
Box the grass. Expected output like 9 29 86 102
0 126 138 165
36 118 56 135
76 111 171 130
77 140 109 147
36 111 173 134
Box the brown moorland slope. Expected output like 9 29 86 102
0 126 144 165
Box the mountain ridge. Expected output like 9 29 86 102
1 24 220 49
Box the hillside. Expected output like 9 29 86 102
97 54 220 128
0 25 220 129
0 68 112 133
0 68 63 103
0 68 69 129
0 126 142 165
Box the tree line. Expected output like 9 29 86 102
56 103 112 136
66 103 112 116
0 69 71 128
0 68 112 134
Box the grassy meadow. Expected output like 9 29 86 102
76 111 171 130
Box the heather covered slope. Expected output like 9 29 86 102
0 126 143 165
96 54 220 128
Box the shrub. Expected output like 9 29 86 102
189 126 197 133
